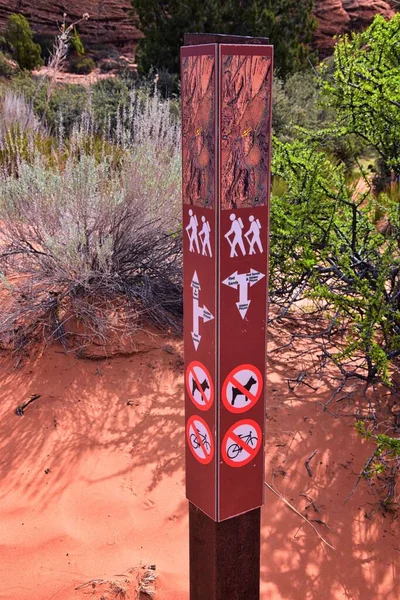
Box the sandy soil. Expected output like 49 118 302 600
0 320 398 600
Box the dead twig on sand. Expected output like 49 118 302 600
265 481 335 550
305 449 318 477
15 394 41 416
345 450 379 503
75 578 106 590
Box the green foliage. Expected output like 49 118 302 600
91 78 130 127
356 421 400 504
0 90 182 352
70 28 85 57
4 13 43 71
271 138 400 382
133 0 317 80
0 52 18 78
273 71 332 139
7 72 88 133
70 56 96 75
321 14 400 177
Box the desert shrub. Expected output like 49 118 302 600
0 52 18 78
356 421 400 509
91 77 130 127
134 0 316 79
0 92 182 353
70 56 96 75
4 14 43 71
99 59 122 73
6 72 88 134
0 90 41 134
271 138 400 383
70 28 85 57
321 14 400 177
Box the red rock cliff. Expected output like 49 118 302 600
313 0 395 56
0 0 395 57
0 0 141 51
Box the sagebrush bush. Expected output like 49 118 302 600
0 91 182 353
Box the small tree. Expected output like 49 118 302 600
70 27 85 57
321 14 400 178
4 14 43 71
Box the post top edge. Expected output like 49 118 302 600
183 33 269 46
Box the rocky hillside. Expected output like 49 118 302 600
314 0 395 56
0 0 395 56
0 0 141 52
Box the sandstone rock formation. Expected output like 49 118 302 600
0 0 141 52
314 0 395 56
0 0 395 58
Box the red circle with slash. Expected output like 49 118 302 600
222 364 263 414
222 419 262 468
186 361 214 411
186 415 214 465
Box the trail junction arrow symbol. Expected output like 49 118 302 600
191 271 214 350
222 269 265 319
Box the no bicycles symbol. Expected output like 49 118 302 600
186 415 214 465
186 361 214 411
222 420 262 468
222 364 262 413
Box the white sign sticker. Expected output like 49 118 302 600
222 268 265 319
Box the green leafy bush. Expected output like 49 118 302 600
321 14 400 177
4 13 43 71
133 0 317 79
271 137 400 383
70 56 96 75
70 28 85 57
6 72 88 133
0 52 18 78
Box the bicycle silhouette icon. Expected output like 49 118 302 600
190 428 211 453
222 420 262 467
227 429 258 459
186 415 214 465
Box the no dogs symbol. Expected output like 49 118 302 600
186 361 214 411
186 415 214 465
222 420 262 468
222 364 262 414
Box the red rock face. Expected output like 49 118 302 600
314 0 395 56
0 0 141 52
0 0 395 57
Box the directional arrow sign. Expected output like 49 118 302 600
222 268 265 319
192 270 214 350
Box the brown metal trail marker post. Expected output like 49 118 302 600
181 33 273 600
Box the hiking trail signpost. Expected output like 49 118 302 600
181 33 273 600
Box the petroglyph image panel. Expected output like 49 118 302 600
221 53 272 209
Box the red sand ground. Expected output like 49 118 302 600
0 320 398 600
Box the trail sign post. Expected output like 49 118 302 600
181 33 273 599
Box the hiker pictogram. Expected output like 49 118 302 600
224 214 246 258
186 209 212 257
186 415 214 465
199 216 212 257
186 209 200 253
222 420 262 467
222 364 263 413
186 361 214 411
222 268 265 319
191 271 214 350
245 215 263 255
225 214 264 257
